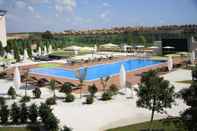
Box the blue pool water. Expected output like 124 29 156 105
30 59 163 81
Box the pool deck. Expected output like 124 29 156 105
6 55 186 93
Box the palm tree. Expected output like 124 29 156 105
100 76 110 93
49 80 56 99
75 68 87 98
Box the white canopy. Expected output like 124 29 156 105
65 46 81 51
13 66 21 90
136 45 144 48
163 46 174 49
100 43 119 48
120 64 126 88
149 46 158 49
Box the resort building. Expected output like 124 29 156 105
0 10 7 47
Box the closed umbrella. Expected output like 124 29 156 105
38 47 42 56
13 66 21 90
191 50 195 63
120 64 126 88
44 46 48 56
94 45 97 53
168 56 173 71
23 49 29 62
48 45 53 54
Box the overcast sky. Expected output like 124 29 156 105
0 0 197 33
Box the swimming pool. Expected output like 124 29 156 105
30 59 163 81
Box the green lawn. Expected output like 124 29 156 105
107 119 186 131
176 80 192 84
0 126 40 131
38 63 63 68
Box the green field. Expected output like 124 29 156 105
0 126 40 131
107 119 186 131
37 63 63 68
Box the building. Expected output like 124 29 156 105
0 10 7 47
161 37 197 55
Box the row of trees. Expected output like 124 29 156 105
0 102 59 131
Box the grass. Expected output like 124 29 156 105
0 126 41 131
38 63 63 68
176 80 192 84
107 118 186 131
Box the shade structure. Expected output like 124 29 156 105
100 43 119 49
38 47 42 56
120 64 126 88
149 46 158 49
168 56 173 71
23 49 29 62
43 46 48 56
48 45 53 54
13 66 21 90
65 45 81 51
163 46 174 49
136 45 144 48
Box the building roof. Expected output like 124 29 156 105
0 10 7 16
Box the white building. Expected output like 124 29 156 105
0 10 7 47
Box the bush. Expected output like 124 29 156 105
88 84 98 97
20 96 31 103
10 103 20 123
7 86 16 99
29 104 38 123
39 103 52 123
46 97 56 105
101 91 112 101
85 95 94 104
0 72 6 79
109 84 119 95
61 126 72 131
32 88 41 98
20 103 29 123
60 82 75 94
0 104 9 124
43 113 59 131
0 97 5 106
65 94 75 103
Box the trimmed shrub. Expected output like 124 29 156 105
43 113 59 131
10 103 20 123
61 126 72 131
0 97 5 106
65 94 75 103
39 103 52 122
101 91 112 101
0 104 9 124
109 84 119 95
29 104 38 123
46 97 56 105
85 95 94 104
88 84 98 97
7 86 16 99
32 88 41 98
20 96 31 103
20 103 29 123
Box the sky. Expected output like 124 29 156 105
0 0 197 33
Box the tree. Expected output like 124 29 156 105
100 76 110 92
0 41 4 56
88 84 98 97
39 103 52 123
0 97 5 107
0 104 9 124
49 80 56 99
180 82 197 130
75 68 87 98
32 87 42 98
42 30 53 39
7 86 16 99
136 70 175 123
60 82 75 94
10 103 20 123
44 113 59 131
29 104 38 123
20 103 29 123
